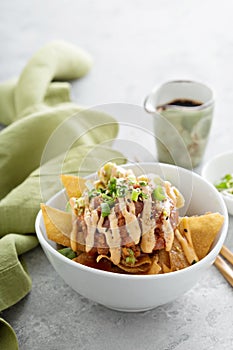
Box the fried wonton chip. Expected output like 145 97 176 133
73 253 113 272
169 235 190 271
179 213 224 260
117 255 152 274
147 255 161 274
157 249 171 273
174 227 199 265
60 174 86 199
96 254 152 274
41 204 72 247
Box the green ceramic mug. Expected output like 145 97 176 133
144 80 214 169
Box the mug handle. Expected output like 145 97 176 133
144 94 155 113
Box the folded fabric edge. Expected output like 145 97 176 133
0 317 18 350
15 41 93 115
0 234 38 309
0 257 33 312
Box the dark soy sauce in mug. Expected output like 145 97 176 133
157 98 203 111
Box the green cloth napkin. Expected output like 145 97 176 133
0 318 18 350
0 41 124 350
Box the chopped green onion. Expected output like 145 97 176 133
131 188 140 201
125 248 137 264
102 193 113 201
108 177 117 194
101 194 115 208
101 202 111 217
141 192 149 200
138 180 147 186
126 255 136 265
224 174 232 181
116 185 128 198
152 185 166 201
215 182 228 190
88 188 101 199
215 173 233 193
127 248 134 256
58 247 76 259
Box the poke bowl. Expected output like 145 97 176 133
35 162 228 312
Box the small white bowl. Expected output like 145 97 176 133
35 163 228 312
202 151 233 215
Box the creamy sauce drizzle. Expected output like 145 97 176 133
97 210 121 265
141 186 156 234
118 198 141 244
162 218 174 251
84 208 98 252
81 174 182 261
140 228 156 253
140 186 156 252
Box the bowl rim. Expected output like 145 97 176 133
36 162 229 280
202 151 233 213
202 150 233 179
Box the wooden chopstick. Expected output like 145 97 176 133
220 245 233 265
214 245 233 287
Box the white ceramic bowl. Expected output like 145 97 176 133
202 151 233 215
35 163 228 312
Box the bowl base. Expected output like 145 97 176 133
104 304 156 313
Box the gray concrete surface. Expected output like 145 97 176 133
1 0 233 349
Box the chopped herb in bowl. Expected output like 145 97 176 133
215 174 233 196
